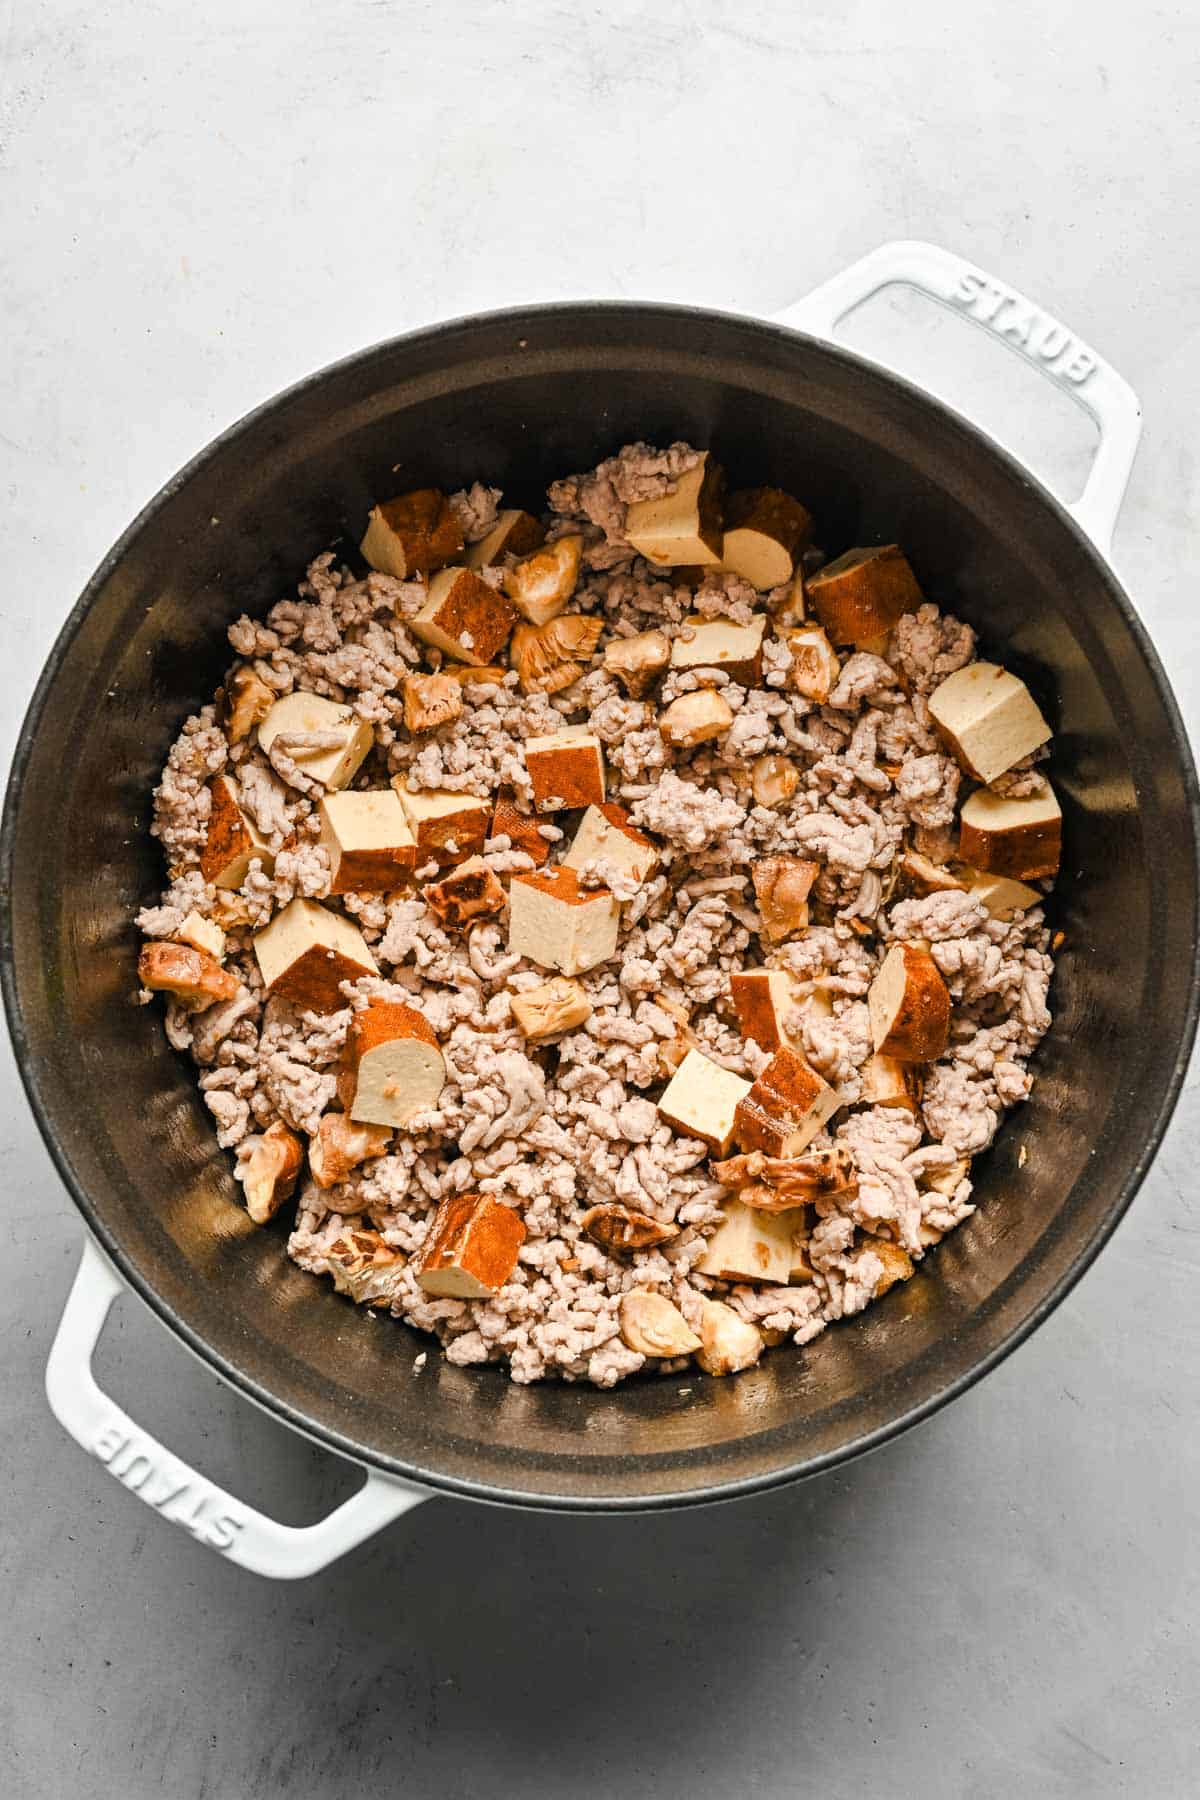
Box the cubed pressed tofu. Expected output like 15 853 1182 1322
502 535 583 626
509 975 592 1040
732 1047 840 1158
928 661 1052 783
318 790 417 894
359 487 464 578
176 910 226 961
730 969 798 1052
412 1192 527 1298
964 869 1044 917
695 1199 803 1285
524 725 606 811
720 487 814 590
657 1048 753 1156
867 943 951 1062
465 507 546 571
411 566 518 665
624 453 724 568
252 897 378 1012
257 691 374 792
340 1000 446 1128
507 866 620 976
490 794 551 866
806 545 922 646
784 624 841 703
900 849 967 898
200 775 275 889
668 615 767 686
859 1051 924 1111
958 782 1062 881
391 781 491 865
561 803 659 886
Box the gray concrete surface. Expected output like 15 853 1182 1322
2 2 1199 1794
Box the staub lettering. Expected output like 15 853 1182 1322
93 1421 245 1553
951 270 1097 384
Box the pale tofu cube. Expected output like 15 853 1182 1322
411 566 517 665
624 453 724 568
657 1048 753 1157
318 789 417 893
257 691 374 792
867 944 950 1062
965 869 1045 917
669 615 766 686
732 1047 840 1158
391 781 491 865
412 1192 527 1298
176 910 226 960
507 866 620 976
359 487 464 578
200 775 276 889
524 725 606 811
928 661 1052 783
252 897 377 1012
695 1199 802 1285
720 487 813 590
465 508 545 571
730 969 798 1052
958 782 1062 881
341 1000 446 1128
561 803 659 886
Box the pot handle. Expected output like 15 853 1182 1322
45 1238 430 1579
774 239 1142 555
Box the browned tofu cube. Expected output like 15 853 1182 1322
200 775 276 889
806 545 922 646
360 487 464 578
524 726 606 811
411 566 518 665
412 1192 527 1298
732 1047 840 1158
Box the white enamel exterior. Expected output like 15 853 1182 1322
44 239 1141 1576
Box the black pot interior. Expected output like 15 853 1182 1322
4 305 1197 1507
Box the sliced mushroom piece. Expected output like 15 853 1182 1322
138 941 240 1011
695 1298 765 1375
239 1121 304 1225
752 855 818 942
618 1289 702 1358
502 534 583 626
223 664 276 744
308 1113 394 1189
510 613 604 694
403 672 464 734
658 688 734 748
602 629 671 698
510 975 592 1040
581 1205 678 1254
750 755 799 810
784 624 841 703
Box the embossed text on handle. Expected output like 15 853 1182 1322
950 269 1097 384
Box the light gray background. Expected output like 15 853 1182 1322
2 3 1198 1795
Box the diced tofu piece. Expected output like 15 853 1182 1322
694 1297 765 1374
784 624 841 702
900 849 966 898
732 1047 840 1157
669 615 767 686
138 941 239 1010
257 691 374 792
603 629 671 698
200 774 276 889
392 781 491 865
958 783 1062 880
524 725 606 811
964 869 1044 918
657 1048 753 1156
309 1113 393 1189
412 1192 526 1298
860 1052 923 1111
502 535 583 626
868 943 950 1061
239 1121 304 1225
340 1000 446 1129
720 488 813 590
562 803 659 886
422 855 506 926
253 897 377 1012
695 1199 801 1285
402 672 463 734
806 545 922 646
658 689 734 748
507 866 620 976
510 975 592 1040
928 661 1052 783
411 566 518 665
624 453 725 568
318 790 417 894
753 855 818 942
490 794 551 866
359 487 463 578
465 507 546 571
176 910 226 961
730 969 798 1052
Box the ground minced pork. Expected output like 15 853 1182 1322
138 444 1057 1386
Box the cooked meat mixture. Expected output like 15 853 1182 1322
137 442 1058 1386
